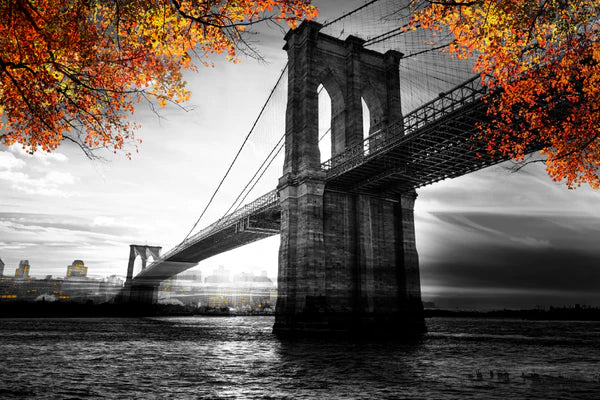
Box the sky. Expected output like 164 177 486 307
1 0 599 309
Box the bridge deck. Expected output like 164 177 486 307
134 191 280 282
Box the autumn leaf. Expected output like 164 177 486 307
0 0 318 158
411 0 600 189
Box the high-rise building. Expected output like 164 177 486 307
15 260 30 278
0 257 5 277
66 260 87 278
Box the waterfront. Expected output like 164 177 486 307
0 317 598 399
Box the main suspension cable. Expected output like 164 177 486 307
179 65 288 245
322 0 383 27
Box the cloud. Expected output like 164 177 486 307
0 150 76 196
91 216 153 235
8 145 68 164
0 151 26 170
0 241 29 250
417 161 600 216
416 208 600 307
0 212 147 238
0 212 143 277
45 171 75 185
427 211 600 252
2 170 77 197
422 248 600 292
431 212 556 250
509 236 551 248
92 216 125 228
421 252 600 309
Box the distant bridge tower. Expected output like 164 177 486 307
123 244 162 303
275 21 424 334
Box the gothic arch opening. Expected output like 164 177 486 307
133 257 144 277
361 84 385 135
317 68 345 160
362 97 371 139
318 83 332 163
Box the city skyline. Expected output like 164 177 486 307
1 0 599 309
0 256 268 282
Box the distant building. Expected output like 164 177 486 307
164 271 203 296
204 266 230 284
0 258 13 300
199 270 276 311
104 275 123 286
177 271 202 282
232 272 255 283
15 260 30 279
0 272 123 303
160 277 177 295
66 260 88 278
0 263 15 299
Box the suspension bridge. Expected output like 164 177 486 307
120 1 532 334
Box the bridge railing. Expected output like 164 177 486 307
321 75 487 176
157 189 279 262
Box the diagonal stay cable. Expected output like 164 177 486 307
402 43 453 59
322 0 383 28
178 64 288 245
219 84 332 220
219 133 286 220
224 125 332 220
363 23 418 47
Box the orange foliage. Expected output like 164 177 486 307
0 0 317 157
412 0 600 189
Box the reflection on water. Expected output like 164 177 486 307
0 317 598 399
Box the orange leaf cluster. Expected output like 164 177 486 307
0 0 317 157
412 0 600 189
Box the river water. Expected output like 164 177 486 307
0 317 598 399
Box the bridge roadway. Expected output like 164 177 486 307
133 190 280 283
132 76 517 284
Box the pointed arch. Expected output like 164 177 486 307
361 97 370 139
361 80 386 136
317 83 332 163
317 67 346 158
126 245 162 283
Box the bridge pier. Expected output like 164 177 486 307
275 185 424 334
127 284 159 304
274 21 424 335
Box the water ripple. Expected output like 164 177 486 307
0 317 598 399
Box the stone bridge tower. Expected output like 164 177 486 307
275 21 424 335
122 244 162 304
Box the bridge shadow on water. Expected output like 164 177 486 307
272 335 425 397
